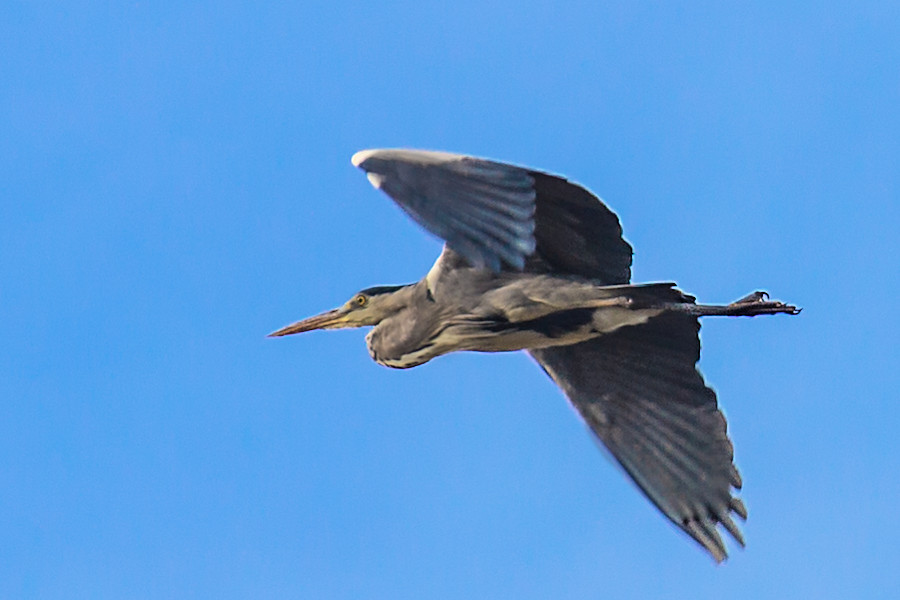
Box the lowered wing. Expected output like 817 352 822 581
530 312 747 562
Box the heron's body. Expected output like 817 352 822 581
364 256 685 368
271 149 799 562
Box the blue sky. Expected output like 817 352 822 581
2 2 898 598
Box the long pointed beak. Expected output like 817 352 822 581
268 309 348 337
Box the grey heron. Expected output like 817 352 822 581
270 149 799 562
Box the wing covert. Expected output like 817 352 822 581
352 149 536 272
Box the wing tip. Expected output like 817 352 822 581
681 497 748 562
351 148 379 167
684 518 729 563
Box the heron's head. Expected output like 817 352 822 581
268 284 412 337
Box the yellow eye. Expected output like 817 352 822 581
355 294 368 307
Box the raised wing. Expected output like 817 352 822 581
351 149 632 283
529 313 746 562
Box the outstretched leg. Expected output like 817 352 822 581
680 291 800 317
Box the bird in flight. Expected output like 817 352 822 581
270 149 799 561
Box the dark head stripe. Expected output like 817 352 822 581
359 284 409 296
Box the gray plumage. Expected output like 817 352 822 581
270 148 799 562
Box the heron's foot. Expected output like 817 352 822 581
727 291 801 316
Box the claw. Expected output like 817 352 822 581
735 291 769 304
